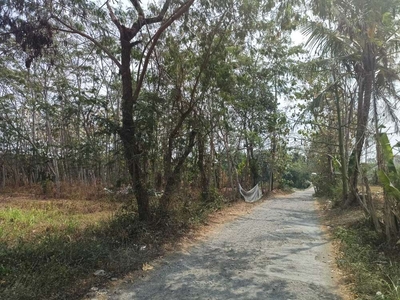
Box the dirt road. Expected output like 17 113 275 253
110 188 341 300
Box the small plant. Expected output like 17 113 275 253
334 222 400 300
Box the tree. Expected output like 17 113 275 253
305 0 400 205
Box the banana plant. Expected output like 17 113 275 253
377 133 400 200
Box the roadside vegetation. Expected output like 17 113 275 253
335 223 400 300
318 191 400 300
0 185 232 300
314 132 400 299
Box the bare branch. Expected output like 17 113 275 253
130 40 142 47
129 0 145 21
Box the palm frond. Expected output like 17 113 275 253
375 90 400 133
302 21 357 59
375 67 400 90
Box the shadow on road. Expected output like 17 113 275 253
112 190 341 300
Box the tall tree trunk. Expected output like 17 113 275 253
115 0 194 221
332 71 349 202
347 45 375 206
119 39 150 221
270 71 278 191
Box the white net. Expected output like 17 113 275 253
239 183 263 202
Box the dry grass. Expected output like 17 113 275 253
316 186 400 300
0 184 268 300
0 181 110 200
0 192 120 246
369 185 383 194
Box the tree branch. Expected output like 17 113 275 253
130 0 145 21
133 0 194 101
130 40 142 47
106 1 122 32
144 0 171 25
130 0 171 31
51 15 122 69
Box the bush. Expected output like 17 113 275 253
312 174 341 199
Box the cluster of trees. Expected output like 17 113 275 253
0 0 307 220
2 0 399 241
303 0 400 242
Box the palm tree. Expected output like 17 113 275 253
304 0 400 206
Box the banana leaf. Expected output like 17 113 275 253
380 133 397 174
378 170 400 200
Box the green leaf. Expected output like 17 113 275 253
380 133 397 174
378 170 400 200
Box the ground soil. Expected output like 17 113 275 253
90 189 343 300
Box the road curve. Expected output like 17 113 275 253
111 188 341 300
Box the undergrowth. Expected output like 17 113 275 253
0 190 230 300
334 221 400 300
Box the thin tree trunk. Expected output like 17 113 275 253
2 164 5 188
198 134 210 201
160 131 196 210
222 127 236 199
332 71 349 202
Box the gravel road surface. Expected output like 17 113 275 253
111 188 341 300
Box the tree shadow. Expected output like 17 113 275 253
112 190 341 300
113 240 341 300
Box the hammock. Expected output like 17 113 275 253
239 183 263 202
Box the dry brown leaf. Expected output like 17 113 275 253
142 263 153 271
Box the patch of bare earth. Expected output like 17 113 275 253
315 197 365 300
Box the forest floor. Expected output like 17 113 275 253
100 188 342 300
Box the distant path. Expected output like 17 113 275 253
111 189 341 300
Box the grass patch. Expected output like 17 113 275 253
334 223 400 299
0 189 231 300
